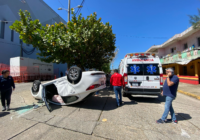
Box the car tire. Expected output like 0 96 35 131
67 66 82 84
32 80 41 92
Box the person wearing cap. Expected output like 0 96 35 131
156 68 179 124
0 70 15 111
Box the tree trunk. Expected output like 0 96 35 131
77 65 85 71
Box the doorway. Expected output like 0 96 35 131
183 66 187 75
199 63 200 84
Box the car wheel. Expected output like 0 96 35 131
67 66 82 83
32 80 41 92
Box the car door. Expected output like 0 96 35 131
127 63 144 92
143 63 160 92
42 87 53 112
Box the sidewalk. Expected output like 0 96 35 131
177 82 200 100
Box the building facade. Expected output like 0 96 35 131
146 27 200 85
0 0 67 78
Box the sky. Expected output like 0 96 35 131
44 0 200 69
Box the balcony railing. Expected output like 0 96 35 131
160 48 200 64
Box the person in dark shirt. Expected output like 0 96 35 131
60 71 63 77
157 68 179 124
0 70 15 111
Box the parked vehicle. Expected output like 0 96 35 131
10 57 54 81
31 66 106 112
119 53 163 97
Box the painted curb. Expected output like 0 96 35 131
178 90 200 100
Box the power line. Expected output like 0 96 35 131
84 0 91 15
76 0 85 16
76 0 84 16
117 35 169 39
57 0 65 8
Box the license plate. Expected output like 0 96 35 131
132 83 138 86
101 81 104 85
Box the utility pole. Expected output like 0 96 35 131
67 0 71 69
68 0 71 22
20 40 23 57
111 49 119 71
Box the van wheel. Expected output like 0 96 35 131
67 66 82 84
32 80 41 92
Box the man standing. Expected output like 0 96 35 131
0 70 15 111
60 71 63 77
156 68 179 124
110 69 123 107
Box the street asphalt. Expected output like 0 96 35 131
0 82 200 140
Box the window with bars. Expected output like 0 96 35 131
11 30 14 42
184 43 188 50
198 37 200 47
0 21 5 39
20 39 23 44
171 48 174 53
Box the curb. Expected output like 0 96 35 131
178 90 200 100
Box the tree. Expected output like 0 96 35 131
10 10 116 70
189 9 200 29
101 63 111 73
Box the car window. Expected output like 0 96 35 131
127 64 143 75
143 64 160 75
61 96 78 103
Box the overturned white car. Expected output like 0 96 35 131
31 67 106 112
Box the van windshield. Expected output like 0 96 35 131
127 64 160 75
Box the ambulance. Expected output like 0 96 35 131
119 53 163 97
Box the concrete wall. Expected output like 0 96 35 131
158 30 200 58
0 0 67 77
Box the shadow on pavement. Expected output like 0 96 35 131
11 105 33 111
176 113 192 121
69 88 137 111
49 104 62 111
126 95 165 104
165 113 192 123
0 112 10 117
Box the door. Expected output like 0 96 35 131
127 64 144 92
42 87 52 112
199 63 200 84
183 66 187 75
143 63 160 92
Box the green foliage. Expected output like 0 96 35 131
189 9 200 29
10 10 116 70
101 63 111 73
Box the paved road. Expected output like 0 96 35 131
0 82 200 140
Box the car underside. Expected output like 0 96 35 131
31 66 106 112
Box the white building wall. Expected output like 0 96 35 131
157 31 200 58
0 0 67 78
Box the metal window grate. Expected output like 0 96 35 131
11 30 14 42
0 21 5 39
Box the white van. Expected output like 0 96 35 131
119 53 163 97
